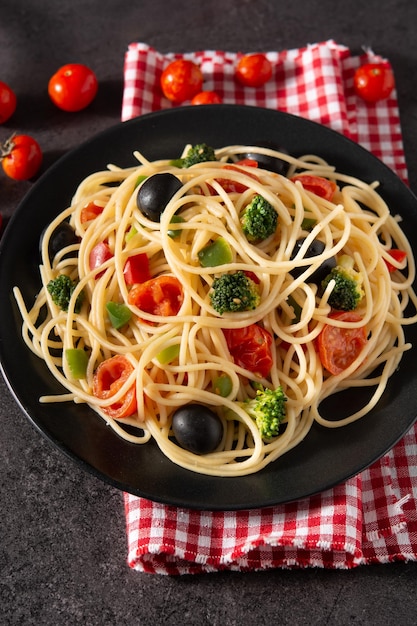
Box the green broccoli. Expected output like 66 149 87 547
47 274 84 313
240 194 278 243
181 143 217 168
320 255 364 311
240 385 287 439
210 270 260 314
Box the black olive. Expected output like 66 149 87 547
172 403 223 455
238 141 290 176
289 238 336 284
136 172 182 222
41 221 80 262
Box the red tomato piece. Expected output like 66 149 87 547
0 81 17 124
1 134 42 180
89 242 113 278
80 201 104 223
93 355 137 419
353 63 395 103
223 324 273 378
235 53 273 88
384 249 407 272
160 59 203 104
317 312 367 376
123 253 151 285
290 174 337 201
128 275 184 323
191 90 222 105
48 63 98 112
214 159 259 193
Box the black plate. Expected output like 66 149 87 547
1 105 417 510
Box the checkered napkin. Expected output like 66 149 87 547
122 40 417 574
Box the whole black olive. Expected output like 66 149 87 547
137 172 182 222
41 221 80 262
172 403 223 455
289 238 336 284
238 141 290 176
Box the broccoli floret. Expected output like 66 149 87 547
181 143 217 168
47 274 84 313
320 255 364 311
210 271 260 314
240 385 287 439
240 194 278 243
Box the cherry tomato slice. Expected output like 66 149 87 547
93 355 137 419
290 174 337 201
160 59 203 104
48 63 98 112
1 134 42 180
191 90 222 105
384 249 407 272
235 53 273 88
80 201 104 223
317 312 367 376
0 81 17 124
214 159 259 193
223 323 273 378
353 63 395 103
128 275 184 324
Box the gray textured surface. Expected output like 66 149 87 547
1 1 417 624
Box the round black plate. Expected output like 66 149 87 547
1 105 417 510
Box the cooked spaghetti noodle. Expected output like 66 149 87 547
14 144 417 476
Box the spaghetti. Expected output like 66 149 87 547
14 144 417 476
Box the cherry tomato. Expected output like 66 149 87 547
235 53 273 88
80 201 104 223
353 63 395 103
160 59 203 104
191 90 222 105
223 324 273 378
128 275 184 324
213 159 259 193
317 312 367 376
48 63 98 112
93 355 137 419
290 174 337 201
384 249 407 272
0 81 17 124
89 241 113 278
123 253 151 285
1 134 42 180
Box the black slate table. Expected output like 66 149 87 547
1 2 417 624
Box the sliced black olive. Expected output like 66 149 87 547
289 238 336 284
238 141 290 176
172 403 223 455
136 172 182 222
41 221 80 262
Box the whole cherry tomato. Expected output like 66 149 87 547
353 63 395 103
235 53 273 88
191 90 222 105
0 81 17 124
317 312 367 376
160 59 203 104
1 134 42 180
48 63 98 112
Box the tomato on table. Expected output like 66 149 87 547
290 174 337 201
128 275 184 323
160 59 203 104
235 53 273 87
223 323 273 378
48 63 98 112
317 312 367 376
93 355 137 419
1 134 42 180
0 81 17 124
353 63 395 103
191 90 222 105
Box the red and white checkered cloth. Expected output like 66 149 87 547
122 40 417 574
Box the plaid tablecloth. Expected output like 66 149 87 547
122 40 417 574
